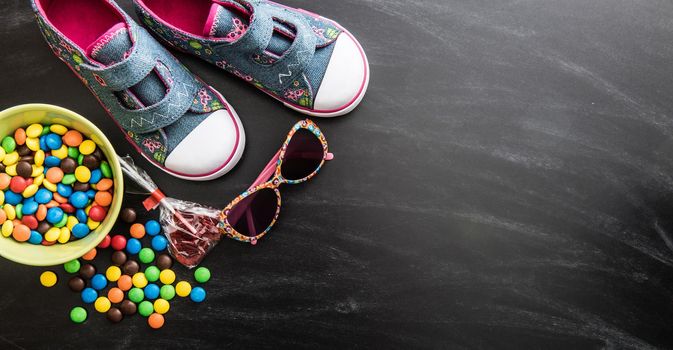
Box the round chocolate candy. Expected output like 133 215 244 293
122 260 140 275
79 263 96 279
16 161 33 178
72 182 90 192
37 222 51 234
16 144 31 157
156 254 173 270
120 208 137 224
68 276 86 292
60 158 77 173
82 155 100 169
120 300 137 315
111 251 127 266
106 307 123 323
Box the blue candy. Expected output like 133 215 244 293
151 235 167 252
69 191 88 209
34 188 53 204
89 169 102 184
91 274 107 290
145 220 161 236
44 156 61 167
21 199 39 215
126 238 142 255
56 183 73 197
81 288 97 303
75 209 87 224
190 287 206 303
144 284 160 300
39 135 47 151
4 191 22 205
46 207 64 224
45 133 62 150
86 189 96 199
71 223 90 239
28 231 42 245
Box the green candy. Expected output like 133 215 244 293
68 147 80 159
61 174 77 185
160 285 175 300
145 266 160 282
54 214 68 228
138 301 154 317
40 125 51 136
100 161 112 178
70 306 87 324
1 136 16 153
194 267 211 283
128 288 144 303
77 153 84 165
15 203 23 219
63 259 80 274
138 248 155 264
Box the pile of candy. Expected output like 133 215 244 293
39 207 211 329
0 123 114 244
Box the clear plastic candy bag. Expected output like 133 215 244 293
118 156 221 268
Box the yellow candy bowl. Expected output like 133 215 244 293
0 104 123 266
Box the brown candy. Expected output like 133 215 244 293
120 300 137 315
68 276 86 292
16 145 31 157
82 155 100 169
37 222 51 234
92 148 104 160
20 155 34 163
16 161 33 178
79 263 96 279
120 208 137 224
111 251 127 266
156 254 173 270
73 182 90 192
60 158 77 173
122 260 139 275
106 307 123 323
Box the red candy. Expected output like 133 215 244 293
98 234 111 249
88 205 107 222
41 240 56 246
21 215 38 230
110 235 127 251
59 203 75 213
9 176 28 193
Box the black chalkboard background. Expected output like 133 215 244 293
2 0 673 348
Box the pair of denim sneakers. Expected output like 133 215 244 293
31 0 369 180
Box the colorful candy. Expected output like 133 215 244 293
39 270 58 287
190 287 206 303
194 267 211 283
175 281 192 297
148 313 164 329
70 306 87 324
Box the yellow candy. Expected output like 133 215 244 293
5 164 16 176
22 184 39 198
34 150 45 166
87 218 100 230
25 137 40 152
74 166 91 183
52 145 68 159
175 281 191 297
33 174 44 186
45 227 61 242
132 272 148 288
159 269 176 285
3 151 18 166
57 227 70 244
153 299 170 314
40 271 58 287
31 165 44 178
0 191 4 206
4 204 15 220
1 221 13 237
26 124 43 138
0 148 5 162
50 124 68 135
79 140 96 155
66 216 79 231
42 179 57 192
94 297 111 313
106 266 122 282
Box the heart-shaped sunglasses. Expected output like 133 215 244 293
219 119 333 244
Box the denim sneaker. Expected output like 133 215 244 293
31 0 245 181
134 0 369 117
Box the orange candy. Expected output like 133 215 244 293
130 223 145 239
117 275 132 291
82 248 97 261
94 191 113 207
36 205 47 221
0 173 11 190
53 192 68 204
96 178 113 191
148 313 164 329
45 167 64 183
62 130 83 147
0 210 6 225
108 287 124 303
12 224 30 242
14 128 26 145
45 200 59 208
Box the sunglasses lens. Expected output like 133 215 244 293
281 128 324 180
227 188 278 237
